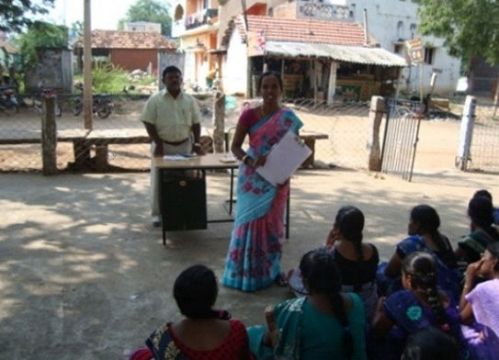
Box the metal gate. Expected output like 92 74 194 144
381 99 424 181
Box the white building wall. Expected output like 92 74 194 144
223 29 248 95
344 0 460 96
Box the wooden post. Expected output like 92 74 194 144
41 97 57 175
367 96 385 171
493 77 499 118
213 91 225 153
83 0 93 130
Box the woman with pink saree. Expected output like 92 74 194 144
222 72 303 292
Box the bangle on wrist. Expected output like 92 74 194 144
242 154 251 164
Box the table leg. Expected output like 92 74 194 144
229 168 234 215
302 138 316 168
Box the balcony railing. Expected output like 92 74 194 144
185 8 218 30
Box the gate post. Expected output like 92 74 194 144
41 96 57 175
456 95 476 171
367 96 385 171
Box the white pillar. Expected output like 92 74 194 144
327 62 338 105
456 95 476 171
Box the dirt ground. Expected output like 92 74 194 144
1 165 498 359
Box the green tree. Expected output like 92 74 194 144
16 21 68 68
118 0 172 36
0 0 55 32
416 0 499 69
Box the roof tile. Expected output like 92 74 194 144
237 15 369 46
74 30 176 50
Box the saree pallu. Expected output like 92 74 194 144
222 108 303 292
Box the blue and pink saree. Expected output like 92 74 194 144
222 107 303 292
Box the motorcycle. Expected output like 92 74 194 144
73 93 114 119
32 88 62 117
0 86 19 114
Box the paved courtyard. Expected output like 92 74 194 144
0 167 498 359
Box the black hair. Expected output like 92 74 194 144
257 71 283 92
486 242 499 271
162 65 182 79
402 252 450 332
468 195 494 229
410 205 453 262
335 206 365 262
401 328 459 360
473 189 493 202
173 264 219 319
300 248 354 359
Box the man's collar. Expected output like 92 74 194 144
163 89 183 99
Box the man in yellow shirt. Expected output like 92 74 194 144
141 66 204 227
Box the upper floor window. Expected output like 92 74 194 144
424 47 435 65
410 23 417 37
394 44 404 55
396 21 404 40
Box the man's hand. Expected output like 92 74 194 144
153 142 164 157
193 143 205 155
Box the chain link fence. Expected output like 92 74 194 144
0 92 497 174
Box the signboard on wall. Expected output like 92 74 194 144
247 30 266 57
405 38 424 63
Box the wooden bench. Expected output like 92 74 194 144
223 129 329 168
299 130 329 168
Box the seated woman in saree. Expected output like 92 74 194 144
222 71 303 292
371 252 463 360
288 205 379 321
129 264 251 360
459 242 499 360
248 248 368 360
377 204 459 299
456 195 499 266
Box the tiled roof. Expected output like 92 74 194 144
235 15 370 46
74 30 176 50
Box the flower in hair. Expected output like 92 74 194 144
406 305 423 321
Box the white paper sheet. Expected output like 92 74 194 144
256 130 312 186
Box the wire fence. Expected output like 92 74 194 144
467 98 499 173
0 92 497 174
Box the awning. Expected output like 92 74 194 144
262 41 407 67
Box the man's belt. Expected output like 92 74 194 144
163 138 189 146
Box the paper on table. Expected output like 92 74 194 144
256 130 311 186
163 154 196 161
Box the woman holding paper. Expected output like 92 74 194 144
222 71 303 292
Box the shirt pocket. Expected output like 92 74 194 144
180 104 193 125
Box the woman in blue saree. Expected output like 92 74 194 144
222 71 303 292
371 252 464 360
377 204 460 300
